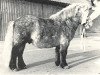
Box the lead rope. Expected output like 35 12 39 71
80 25 86 51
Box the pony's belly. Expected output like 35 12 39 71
33 36 59 48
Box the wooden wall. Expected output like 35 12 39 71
0 0 62 41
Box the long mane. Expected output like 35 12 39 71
49 3 89 21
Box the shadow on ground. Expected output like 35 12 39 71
27 50 100 69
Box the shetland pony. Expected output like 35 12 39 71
2 3 91 71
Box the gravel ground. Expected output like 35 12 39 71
0 36 100 75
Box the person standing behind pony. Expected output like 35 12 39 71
87 0 100 65
88 0 100 21
83 0 100 35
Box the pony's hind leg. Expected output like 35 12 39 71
9 42 26 71
55 45 60 66
18 42 26 70
9 45 19 70
60 44 69 69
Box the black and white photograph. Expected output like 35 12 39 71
0 0 100 75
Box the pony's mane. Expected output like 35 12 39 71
49 3 89 21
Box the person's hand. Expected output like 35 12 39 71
84 17 93 29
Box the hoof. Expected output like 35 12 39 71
13 68 18 71
60 63 69 69
9 65 17 71
17 66 27 71
63 66 70 69
10 67 17 71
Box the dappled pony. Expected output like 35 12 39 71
2 3 91 71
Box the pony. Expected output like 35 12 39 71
2 3 91 71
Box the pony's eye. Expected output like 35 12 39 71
76 13 78 16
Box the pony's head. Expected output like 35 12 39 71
75 4 90 25
76 4 93 29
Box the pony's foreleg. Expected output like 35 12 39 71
60 43 69 69
55 45 60 66
18 43 26 70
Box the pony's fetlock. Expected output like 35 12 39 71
18 63 26 70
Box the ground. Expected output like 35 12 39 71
0 34 100 75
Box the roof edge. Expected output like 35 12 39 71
25 0 70 7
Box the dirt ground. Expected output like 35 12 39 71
0 35 100 75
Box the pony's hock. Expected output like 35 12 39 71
3 3 91 71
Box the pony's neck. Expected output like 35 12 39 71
69 17 81 28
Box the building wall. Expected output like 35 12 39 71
1 0 99 40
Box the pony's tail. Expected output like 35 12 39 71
2 21 14 69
